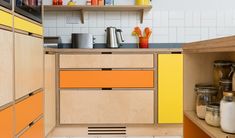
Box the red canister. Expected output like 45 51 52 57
91 0 98 5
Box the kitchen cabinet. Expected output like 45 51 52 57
158 54 183 124
44 54 56 136
183 35 235 138
0 106 14 138
15 92 43 134
0 10 12 28
60 70 154 88
19 118 44 138
15 32 43 99
60 54 154 69
14 16 43 35
60 90 154 124
0 29 13 107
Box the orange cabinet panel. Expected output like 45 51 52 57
19 118 44 138
15 92 43 134
60 70 154 88
184 115 210 138
0 106 14 138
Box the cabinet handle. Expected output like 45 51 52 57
102 88 112 90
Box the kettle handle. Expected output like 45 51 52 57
116 29 124 43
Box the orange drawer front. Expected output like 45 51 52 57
15 92 43 134
19 118 44 138
0 106 14 138
60 70 154 88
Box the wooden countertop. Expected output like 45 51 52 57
183 35 235 53
184 111 235 138
44 48 182 54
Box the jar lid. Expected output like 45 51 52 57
206 103 220 112
223 91 235 97
214 60 232 66
196 87 217 94
219 79 232 84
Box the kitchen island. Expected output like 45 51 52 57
44 48 183 137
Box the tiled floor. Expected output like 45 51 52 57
50 136 182 138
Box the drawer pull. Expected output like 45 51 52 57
102 88 112 90
102 68 112 71
101 52 112 54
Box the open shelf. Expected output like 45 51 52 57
184 111 235 138
43 5 152 24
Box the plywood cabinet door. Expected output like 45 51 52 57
0 106 14 138
158 54 183 124
15 33 43 99
44 54 56 136
0 29 13 107
60 90 154 124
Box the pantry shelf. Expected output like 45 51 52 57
43 5 152 23
184 111 235 138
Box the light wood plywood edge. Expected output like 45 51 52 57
44 54 56 136
183 35 235 53
44 48 182 54
184 111 235 138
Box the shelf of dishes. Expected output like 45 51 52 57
194 60 235 135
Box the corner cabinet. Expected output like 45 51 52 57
158 54 183 124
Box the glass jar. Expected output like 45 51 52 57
214 60 232 87
205 103 220 127
195 85 217 119
220 92 235 134
218 79 232 101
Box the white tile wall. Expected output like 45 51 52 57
43 1 235 44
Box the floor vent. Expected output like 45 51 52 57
88 126 126 135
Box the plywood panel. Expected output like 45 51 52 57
60 70 154 88
60 54 154 68
0 29 13 107
60 90 154 124
15 33 43 99
158 54 183 124
15 92 43 133
44 54 56 136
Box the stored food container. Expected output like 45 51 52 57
220 91 235 133
195 84 217 119
205 103 220 127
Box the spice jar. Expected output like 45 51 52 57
214 60 232 87
220 92 235 134
218 79 232 101
195 84 217 119
205 103 220 127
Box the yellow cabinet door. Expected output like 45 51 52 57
158 54 183 124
